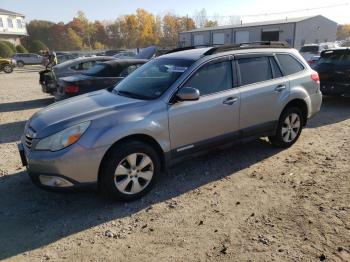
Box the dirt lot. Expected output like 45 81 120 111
0 68 349 262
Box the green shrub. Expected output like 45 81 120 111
28 40 47 54
0 41 16 52
0 42 14 58
16 44 28 53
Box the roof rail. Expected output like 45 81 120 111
166 45 211 54
204 41 290 55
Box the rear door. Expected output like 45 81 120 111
237 55 289 135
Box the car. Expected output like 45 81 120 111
19 42 322 200
39 56 115 95
0 58 15 73
55 59 147 101
113 51 136 59
12 53 43 67
314 48 350 97
104 49 127 56
299 43 338 64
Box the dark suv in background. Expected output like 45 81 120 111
314 48 350 97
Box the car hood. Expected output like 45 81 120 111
28 90 145 138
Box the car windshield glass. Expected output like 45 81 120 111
300 46 319 52
83 64 107 76
113 58 194 100
318 52 350 65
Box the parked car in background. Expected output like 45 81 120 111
39 56 115 94
57 53 80 64
55 59 147 100
113 51 136 59
104 49 127 56
19 42 322 200
314 48 350 97
0 58 15 73
299 43 338 64
12 53 43 67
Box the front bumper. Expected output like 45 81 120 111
321 82 350 97
18 140 107 189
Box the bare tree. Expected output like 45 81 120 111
193 8 208 28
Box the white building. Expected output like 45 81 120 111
179 15 337 50
0 8 27 45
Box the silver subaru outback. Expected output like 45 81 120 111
19 42 322 200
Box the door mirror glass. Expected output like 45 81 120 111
176 87 200 101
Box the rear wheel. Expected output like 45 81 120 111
3 65 13 73
100 141 161 201
269 107 303 148
17 61 24 68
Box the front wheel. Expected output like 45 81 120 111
3 65 13 73
269 107 303 148
100 141 161 201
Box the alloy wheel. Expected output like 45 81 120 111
281 113 301 143
114 153 154 195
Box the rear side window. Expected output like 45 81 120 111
238 57 272 85
300 46 319 53
185 61 233 96
276 54 304 75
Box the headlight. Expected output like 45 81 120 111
35 121 90 151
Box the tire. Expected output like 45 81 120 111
269 107 304 148
17 61 24 68
3 65 13 73
100 141 161 201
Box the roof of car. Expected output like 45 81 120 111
101 59 148 67
321 48 350 56
160 45 294 61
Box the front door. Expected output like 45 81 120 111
168 58 240 157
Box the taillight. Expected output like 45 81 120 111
311 71 320 84
64 84 79 94
308 60 316 65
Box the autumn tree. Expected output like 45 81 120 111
337 24 350 40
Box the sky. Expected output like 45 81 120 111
1 0 349 24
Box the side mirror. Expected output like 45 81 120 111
176 87 200 101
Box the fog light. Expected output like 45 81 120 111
39 175 74 187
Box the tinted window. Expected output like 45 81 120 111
276 54 304 75
238 57 272 85
119 64 142 77
81 61 96 70
270 57 283 78
300 46 319 53
114 58 194 100
185 61 233 96
318 52 350 66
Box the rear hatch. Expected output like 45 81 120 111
314 49 350 85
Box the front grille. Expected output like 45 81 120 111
25 135 33 149
24 126 36 149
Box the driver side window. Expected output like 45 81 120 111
184 60 233 96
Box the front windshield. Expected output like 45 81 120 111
113 58 194 100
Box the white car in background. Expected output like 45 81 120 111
299 43 338 64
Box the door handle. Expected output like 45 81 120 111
223 97 238 105
275 84 286 92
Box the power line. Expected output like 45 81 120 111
205 2 349 19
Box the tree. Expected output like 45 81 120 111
0 42 14 58
337 24 350 40
204 20 218 27
29 40 47 53
16 44 28 53
136 9 159 47
65 28 83 50
193 8 208 28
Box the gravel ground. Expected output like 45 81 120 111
0 68 349 262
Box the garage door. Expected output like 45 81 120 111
236 31 249 44
194 35 204 46
213 33 225 45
